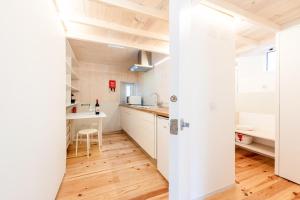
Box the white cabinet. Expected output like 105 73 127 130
120 107 131 134
120 107 156 158
157 116 169 181
277 26 300 184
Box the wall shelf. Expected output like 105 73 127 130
66 103 78 108
65 40 80 151
71 86 79 92
66 57 72 74
66 56 79 69
66 84 79 92
235 129 275 141
72 57 79 68
236 142 275 158
66 84 71 90
71 70 79 80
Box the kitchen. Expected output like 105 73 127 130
2 0 300 200
61 38 171 199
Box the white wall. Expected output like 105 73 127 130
74 62 138 133
0 1 66 200
236 52 276 136
237 54 275 93
137 53 170 107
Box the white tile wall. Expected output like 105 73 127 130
74 62 138 133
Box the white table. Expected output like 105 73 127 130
66 112 106 146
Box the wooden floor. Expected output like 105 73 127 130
208 149 300 200
57 132 300 200
56 132 168 200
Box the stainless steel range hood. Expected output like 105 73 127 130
129 51 152 72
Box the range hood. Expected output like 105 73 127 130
129 51 153 72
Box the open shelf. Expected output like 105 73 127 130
66 56 79 67
66 103 78 108
71 86 79 92
66 55 72 69
71 70 79 80
66 84 80 92
72 57 79 68
235 129 275 141
236 142 275 158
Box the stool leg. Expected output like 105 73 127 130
75 133 79 157
87 134 90 158
98 119 103 146
89 135 92 148
97 131 101 152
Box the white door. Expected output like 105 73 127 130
169 1 235 199
277 25 300 184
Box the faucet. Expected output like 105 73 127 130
152 92 161 107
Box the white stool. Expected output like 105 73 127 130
75 128 101 157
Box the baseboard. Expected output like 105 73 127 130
193 183 235 200
122 130 157 165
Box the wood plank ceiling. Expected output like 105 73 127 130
68 39 139 65
220 0 300 53
55 0 300 59
55 0 169 59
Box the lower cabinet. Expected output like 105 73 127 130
120 107 156 158
157 116 169 181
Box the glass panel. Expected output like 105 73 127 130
126 85 131 97
120 82 136 104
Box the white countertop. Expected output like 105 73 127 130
66 112 106 120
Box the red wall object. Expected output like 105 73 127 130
109 80 116 92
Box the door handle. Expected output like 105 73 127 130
180 119 190 130
170 119 190 135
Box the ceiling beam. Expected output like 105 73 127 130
64 15 169 41
64 15 260 54
193 0 281 32
66 32 169 54
92 0 168 21
236 35 259 45
281 18 300 30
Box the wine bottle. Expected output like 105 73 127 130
95 99 100 115
71 93 75 104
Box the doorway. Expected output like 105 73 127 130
169 1 300 199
